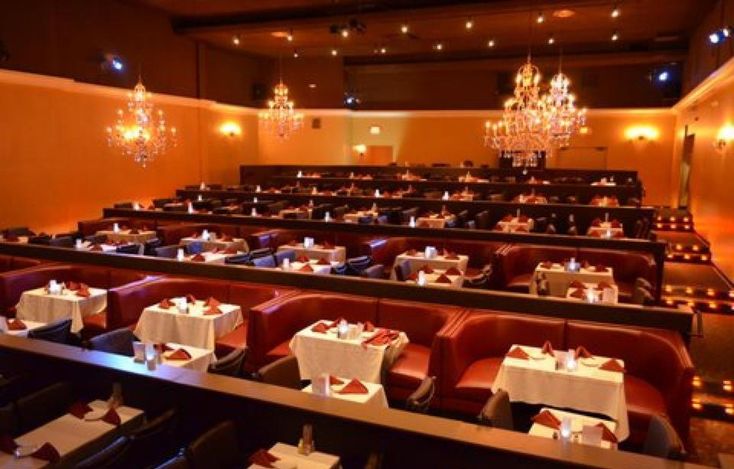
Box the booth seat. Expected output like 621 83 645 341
439 311 565 415
574 249 657 301
0 254 45 273
495 244 578 293
246 292 378 371
247 229 384 259
77 217 151 236
156 223 240 246
564 320 694 445
376 299 465 404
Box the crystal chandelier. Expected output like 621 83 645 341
484 57 552 167
106 78 176 168
259 80 304 139
544 70 587 148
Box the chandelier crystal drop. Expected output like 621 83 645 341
545 71 587 148
106 79 177 168
259 80 304 139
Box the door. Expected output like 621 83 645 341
678 133 695 209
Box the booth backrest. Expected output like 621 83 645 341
0 255 45 273
575 248 657 286
497 244 578 285
376 298 463 348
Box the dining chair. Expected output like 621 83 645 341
75 436 130 469
124 408 179 468
474 210 490 230
88 328 137 357
249 255 276 268
49 236 74 248
331 263 349 275
155 245 181 259
224 253 251 265
477 389 514 430
27 318 72 344
393 260 412 282
249 247 273 260
185 420 243 469
273 249 296 265
116 243 143 255
642 415 686 460
254 356 301 390
405 376 436 414
208 348 247 378
144 238 162 256
346 255 373 276
84 234 108 244
15 381 74 433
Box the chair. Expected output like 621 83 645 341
393 260 412 282
642 415 686 460
116 243 142 255
375 215 389 225
48 236 74 248
28 235 52 245
185 421 242 469
249 255 276 268
27 318 72 344
155 245 181 258
124 408 179 468
253 356 301 390
85 234 107 244
405 376 436 413
346 255 373 276
208 348 247 377
185 242 204 255
631 286 655 305
16 381 74 433
224 253 250 265
360 264 385 279
331 263 348 275
273 249 296 266
477 389 514 430
463 272 490 289
635 277 654 292
249 247 272 260
475 211 490 230
567 225 578 236
88 328 137 357
144 238 162 256
154 455 189 469
75 435 130 469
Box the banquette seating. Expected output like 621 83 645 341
0 254 45 273
77 217 151 236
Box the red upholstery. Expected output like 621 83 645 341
565 321 694 444
157 223 239 245
376 299 464 403
246 230 279 250
247 292 378 369
214 323 248 357
440 311 566 414
77 217 133 236
0 255 44 273
496 244 577 292
575 248 657 300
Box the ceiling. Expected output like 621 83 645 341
131 0 714 63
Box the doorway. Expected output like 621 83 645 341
678 132 695 209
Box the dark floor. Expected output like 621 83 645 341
690 418 734 467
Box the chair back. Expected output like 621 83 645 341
75 436 130 469
16 381 74 433
185 242 204 255
331 263 348 275
250 255 276 268
394 260 412 282
249 248 273 260
88 328 137 357
155 245 180 258
208 348 247 377
125 408 178 468
346 255 372 276
405 376 436 413
224 253 251 265
475 211 490 229
185 420 241 469
642 415 686 460
49 236 74 248
477 389 514 430
254 356 301 390
274 249 296 266
116 243 142 255
155 455 189 469
144 238 162 256
27 318 72 344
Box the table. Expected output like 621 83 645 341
405 268 464 288
96 229 157 244
277 244 346 263
278 209 311 220
184 251 230 264
416 215 455 229
529 263 615 297
492 344 629 441
289 322 409 383
0 236 29 244
497 217 535 233
301 377 389 408
133 300 243 350
514 195 548 204
0 401 143 469
179 236 248 253
75 241 118 253
343 210 378 223
391 251 469 280
1 319 46 338
280 260 335 275
565 282 619 304
133 342 214 372
16 287 107 334
528 408 618 450
590 196 620 207
248 443 340 469
587 222 624 238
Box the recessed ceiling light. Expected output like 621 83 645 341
341 28 349 38
547 35 555 45
433 42 444 51
293 50 299 58
465 18 474 30
536 12 545 24
401 24 409 34
308 83 317 89
611 31 619 41
487 39 496 48
331 48 338 56
553 9 575 18
611 5 621 18
232 36 240 46
380 47 387 54
287 31 294 42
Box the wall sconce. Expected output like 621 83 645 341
625 125 659 141
369 125 382 135
715 125 734 153
353 144 367 158
579 125 591 135
219 121 242 138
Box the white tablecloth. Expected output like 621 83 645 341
301 378 389 408
416 215 455 229
97 230 157 244
278 209 311 219
289 322 409 383
565 282 619 304
180 237 248 253
587 222 624 238
529 264 615 297
1 319 47 338
16 287 107 333
391 251 469 280
277 244 346 263
134 300 242 350
514 195 548 204
184 252 230 264
497 217 535 232
249 443 340 469
280 260 334 275
75 242 118 253
529 408 618 450
158 342 215 372
0 401 143 469
405 269 464 288
343 211 378 223
492 344 629 441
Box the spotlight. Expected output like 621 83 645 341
433 42 444 51
287 31 294 42
293 50 299 58
611 5 620 18
657 70 669 82
344 92 361 109
101 53 125 73
232 35 241 46
487 39 496 48
341 28 349 38
709 27 732 44
380 47 387 54
547 35 555 45
611 31 619 41
331 48 338 56
401 24 409 34
537 12 545 24
465 18 474 30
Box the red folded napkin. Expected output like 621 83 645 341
506 346 530 360
502 214 513 222
575 346 593 359
316 258 330 265
362 329 399 346
30 442 60 463
186 294 197 304
600 359 626 373
299 264 314 272
445 267 462 276
540 261 553 269
191 253 206 262
249 449 280 468
159 298 173 309
541 340 554 356
363 321 375 332
435 274 452 284
419 265 434 274
597 281 613 290
68 401 93 419
288 240 298 246
224 246 238 254
407 272 418 281
204 306 223 315
406 249 418 256
7 319 27 331
102 408 121 426
611 220 621 228
596 423 618 443
76 287 91 298
532 410 561 429
296 255 310 263
204 296 221 307
66 281 80 291
569 288 586 299
90 243 104 252
594 264 608 272
330 375 344 386
210 248 219 254
311 322 329 333
147 204 155 210
338 378 368 394
167 348 192 360
0 434 18 454
592 218 602 227
569 280 585 289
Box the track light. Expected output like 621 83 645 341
232 35 241 46
709 27 732 45
401 24 409 34
611 5 620 18
293 50 299 58
537 12 545 24
547 35 555 45
331 48 338 56
487 39 496 48
465 18 474 30
611 31 619 41
433 42 444 51
287 30 294 42
341 28 349 38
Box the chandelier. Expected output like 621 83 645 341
545 70 587 148
106 79 176 168
259 80 304 139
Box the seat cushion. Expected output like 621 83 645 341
617 281 634 301
82 312 107 336
264 339 292 364
386 343 430 389
215 322 248 355
506 273 532 292
453 357 503 402
625 375 667 444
